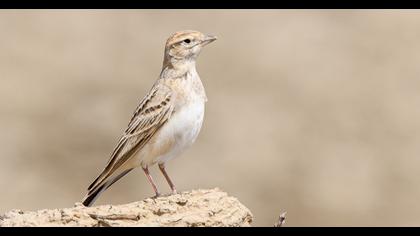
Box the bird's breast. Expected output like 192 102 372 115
137 71 207 166
152 99 205 164
168 98 205 147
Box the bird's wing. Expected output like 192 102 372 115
87 82 174 192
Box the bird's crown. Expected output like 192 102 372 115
165 30 206 48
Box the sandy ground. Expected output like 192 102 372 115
1 10 420 226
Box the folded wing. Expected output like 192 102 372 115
86 82 175 193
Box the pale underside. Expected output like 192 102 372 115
87 70 207 193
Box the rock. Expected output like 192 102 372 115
0 188 253 227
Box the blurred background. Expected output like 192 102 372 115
1 10 420 226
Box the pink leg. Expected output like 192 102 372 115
159 163 177 194
142 166 160 197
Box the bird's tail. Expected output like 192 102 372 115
81 168 134 207
82 184 107 207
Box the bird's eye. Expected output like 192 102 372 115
183 39 191 44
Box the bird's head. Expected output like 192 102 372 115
163 30 217 68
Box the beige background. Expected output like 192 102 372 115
1 10 420 226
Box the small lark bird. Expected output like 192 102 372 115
81 30 217 207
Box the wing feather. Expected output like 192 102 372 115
87 82 174 192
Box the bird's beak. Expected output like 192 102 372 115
201 34 217 46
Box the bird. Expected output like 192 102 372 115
81 30 217 207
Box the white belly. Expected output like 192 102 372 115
136 100 205 167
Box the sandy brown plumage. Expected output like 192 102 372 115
82 30 217 206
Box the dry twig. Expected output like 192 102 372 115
274 211 287 227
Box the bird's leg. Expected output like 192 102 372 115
158 163 177 195
142 166 160 197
